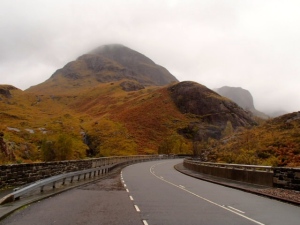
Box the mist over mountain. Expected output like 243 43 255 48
27 44 178 94
214 86 269 119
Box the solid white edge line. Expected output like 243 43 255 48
129 196 134 201
134 205 140 212
227 206 245 214
149 163 265 225
179 185 185 189
142 220 149 225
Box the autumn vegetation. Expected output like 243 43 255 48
1 45 299 167
1 81 299 167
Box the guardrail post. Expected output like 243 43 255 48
52 182 56 189
62 178 66 185
40 186 44 192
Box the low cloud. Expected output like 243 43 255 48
1 0 300 113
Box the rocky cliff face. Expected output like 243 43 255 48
169 82 257 140
0 85 18 99
89 44 177 86
214 86 268 119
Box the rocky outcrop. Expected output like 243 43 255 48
214 86 268 119
0 85 18 99
120 81 145 92
90 44 178 86
169 81 257 140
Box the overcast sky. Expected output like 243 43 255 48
1 0 300 114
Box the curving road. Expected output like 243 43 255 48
122 159 300 225
1 159 300 225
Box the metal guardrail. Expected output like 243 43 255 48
0 155 170 205
184 158 273 172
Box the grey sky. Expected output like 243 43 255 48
1 0 300 114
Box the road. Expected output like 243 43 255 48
122 159 300 225
1 159 299 225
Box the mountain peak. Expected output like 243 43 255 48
27 44 178 94
89 44 157 70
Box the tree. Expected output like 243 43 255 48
41 134 73 161
55 134 73 160
41 139 55 161
222 121 234 138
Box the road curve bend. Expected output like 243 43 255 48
122 159 300 225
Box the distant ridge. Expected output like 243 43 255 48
214 86 268 119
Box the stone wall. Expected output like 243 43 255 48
183 160 274 187
0 158 113 189
273 167 300 190
184 160 300 190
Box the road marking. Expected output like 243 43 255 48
129 196 134 201
160 176 164 179
126 189 129 192
179 185 185 189
134 205 140 212
142 220 149 225
227 206 245 214
124 184 127 187
149 163 265 225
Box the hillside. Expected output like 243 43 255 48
214 86 268 119
0 81 257 163
0 44 260 164
208 111 300 167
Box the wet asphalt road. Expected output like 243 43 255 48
0 171 142 225
122 159 300 225
1 159 300 225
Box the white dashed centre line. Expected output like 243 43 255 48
149 162 265 225
142 220 149 225
126 189 129 192
134 205 140 212
129 196 134 201
227 206 245 214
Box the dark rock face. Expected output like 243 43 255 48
89 44 178 86
215 86 268 119
0 85 18 98
215 86 255 110
51 44 178 86
120 81 145 92
0 88 11 98
169 81 257 140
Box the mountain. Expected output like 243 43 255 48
214 86 268 119
1 44 257 164
27 44 178 94
169 82 256 140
